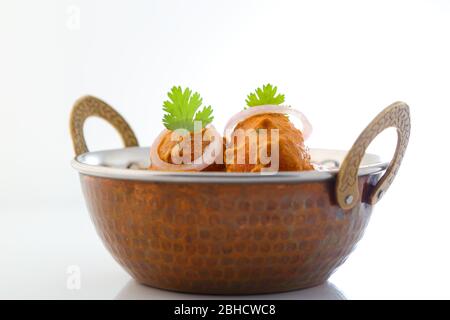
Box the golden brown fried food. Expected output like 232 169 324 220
225 113 313 172
150 128 225 172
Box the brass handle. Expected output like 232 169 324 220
336 101 411 209
70 95 139 156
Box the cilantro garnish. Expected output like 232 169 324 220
246 84 285 107
162 86 214 131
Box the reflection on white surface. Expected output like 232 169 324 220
115 280 346 300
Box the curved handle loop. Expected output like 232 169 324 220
70 95 139 156
336 101 411 209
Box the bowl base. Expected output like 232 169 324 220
133 278 328 296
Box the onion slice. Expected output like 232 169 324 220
150 125 222 171
223 105 312 143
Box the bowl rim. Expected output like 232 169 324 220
72 146 388 183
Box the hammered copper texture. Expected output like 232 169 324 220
80 174 378 294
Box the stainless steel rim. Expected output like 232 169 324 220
72 147 388 183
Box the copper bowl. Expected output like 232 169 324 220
70 96 410 294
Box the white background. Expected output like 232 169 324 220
0 0 449 299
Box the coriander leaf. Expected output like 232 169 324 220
194 105 214 125
162 86 214 131
245 83 285 107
